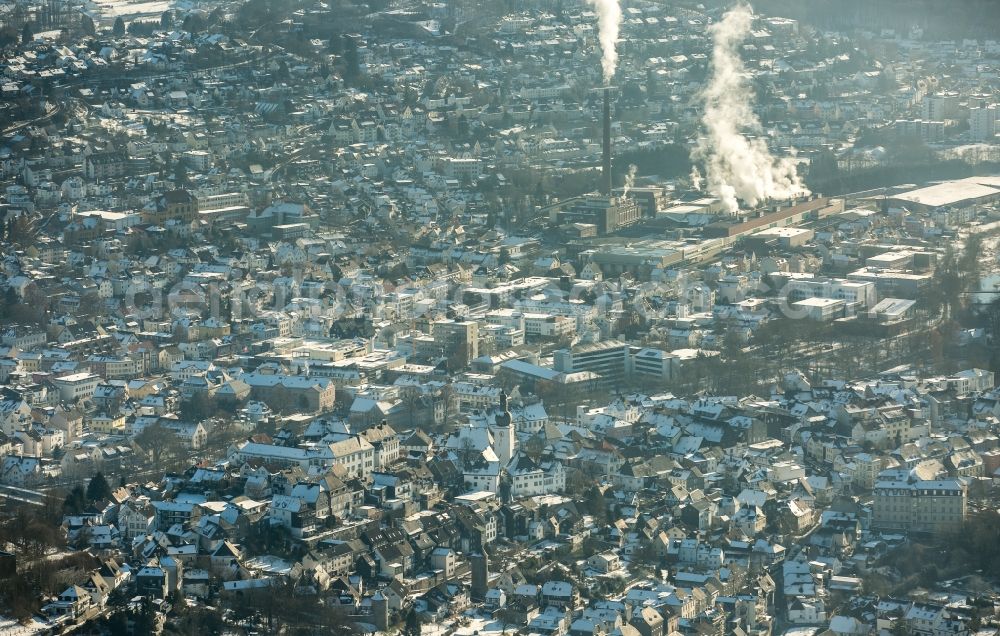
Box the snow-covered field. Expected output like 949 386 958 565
0 616 54 635
81 0 194 24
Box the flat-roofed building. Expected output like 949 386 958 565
887 178 1000 213
52 372 102 402
552 194 642 235
970 104 999 142
629 347 678 381
582 239 684 279
782 277 877 309
523 313 576 339
75 209 141 231
752 226 814 248
432 320 479 365
554 341 629 386
847 268 933 298
867 298 917 324
791 297 846 321
893 119 945 143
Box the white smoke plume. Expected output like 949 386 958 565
623 164 638 198
690 166 703 192
586 0 621 84
694 3 808 213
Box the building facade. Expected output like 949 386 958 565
872 468 966 535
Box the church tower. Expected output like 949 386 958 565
491 390 515 466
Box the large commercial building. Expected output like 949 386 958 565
887 178 1000 214
872 467 967 535
554 341 629 386
702 196 844 239
576 238 686 279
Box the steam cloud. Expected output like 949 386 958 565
623 164 638 198
586 0 621 84
694 3 808 213
690 166 703 192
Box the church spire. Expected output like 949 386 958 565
496 390 512 429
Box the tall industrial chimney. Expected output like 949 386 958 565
602 87 612 196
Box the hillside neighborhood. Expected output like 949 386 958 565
2 0 1000 634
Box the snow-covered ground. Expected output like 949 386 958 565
781 628 821 636
449 617 510 635
0 616 54 635
80 0 194 25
